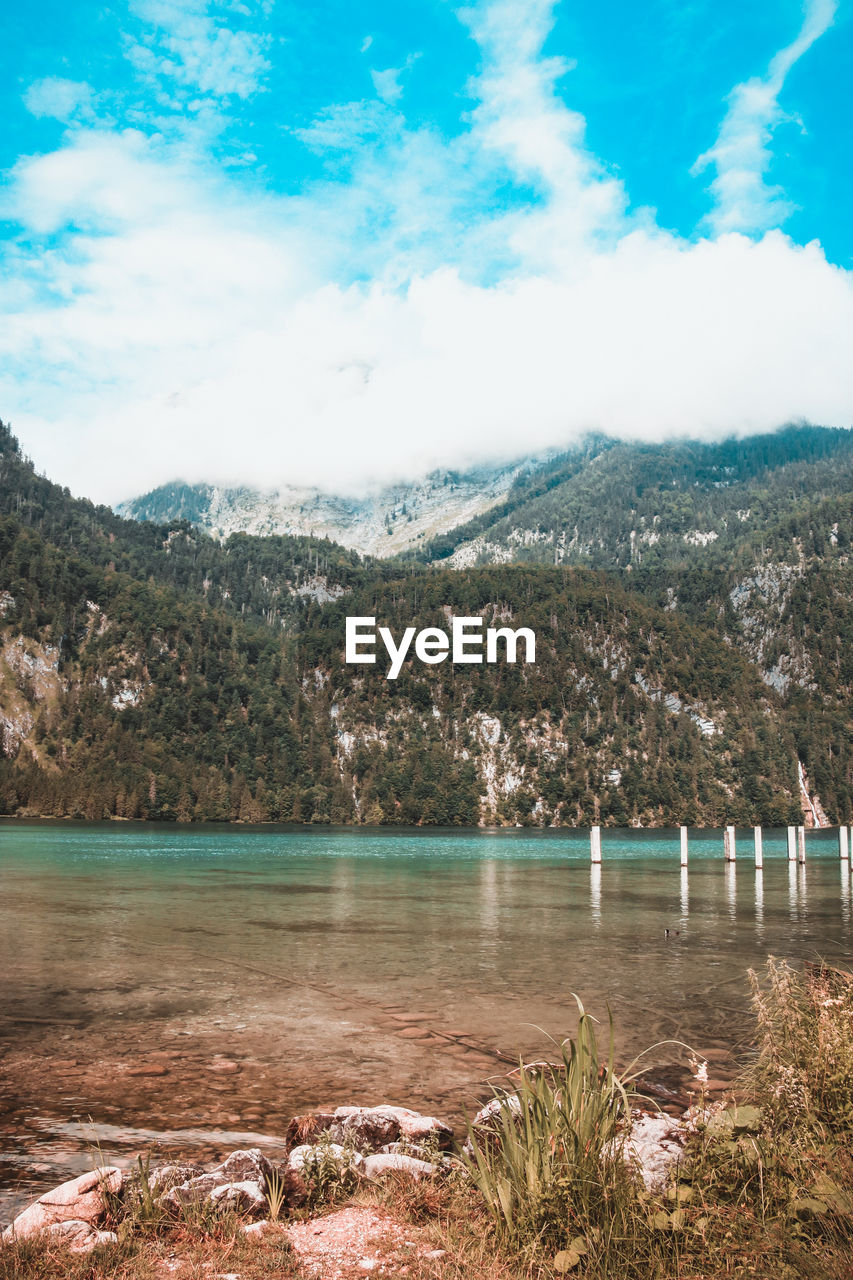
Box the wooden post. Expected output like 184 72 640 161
590 825 602 864
680 826 688 867
797 825 806 865
724 824 736 862
787 826 797 862
590 861 601 923
839 826 849 861
754 825 763 869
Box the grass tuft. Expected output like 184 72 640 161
460 997 632 1247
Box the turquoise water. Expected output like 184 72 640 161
2 822 851 1043
1 821 851 1218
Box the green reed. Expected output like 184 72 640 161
460 998 633 1246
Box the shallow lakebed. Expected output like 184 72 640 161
1 821 851 1221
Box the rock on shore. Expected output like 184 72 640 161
2 1167 123 1249
1 1096 706 1254
1 1104 454 1253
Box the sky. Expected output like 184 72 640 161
1 0 852 503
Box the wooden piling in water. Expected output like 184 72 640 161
680 826 688 867
724 824 736 862
839 826 849 861
590 825 602 864
787 826 797 862
797 825 806 865
754 825 763 869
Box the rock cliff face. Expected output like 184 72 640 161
0 633 64 759
116 458 541 558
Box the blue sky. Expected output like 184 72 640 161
1 0 851 501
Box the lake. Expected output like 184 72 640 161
1 820 851 1221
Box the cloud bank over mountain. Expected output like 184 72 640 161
0 0 850 502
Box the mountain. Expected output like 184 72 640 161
2 420 851 828
116 427 853 573
414 425 853 570
115 456 548 558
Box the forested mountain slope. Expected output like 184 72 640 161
1 422 851 827
116 426 853 576
418 426 853 570
0 422 390 623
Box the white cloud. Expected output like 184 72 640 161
295 100 396 153
693 0 837 234
6 132 171 234
459 0 628 273
370 66 405 105
126 0 271 100
23 78 98 124
2 0 852 505
370 54 420 106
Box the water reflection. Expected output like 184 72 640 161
479 859 499 942
332 861 355 925
842 862 852 928
754 870 764 941
789 861 798 920
725 861 737 919
679 867 689 930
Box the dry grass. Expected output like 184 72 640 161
747 958 853 1135
0 1220 301 1279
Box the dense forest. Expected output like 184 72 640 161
1 420 851 827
